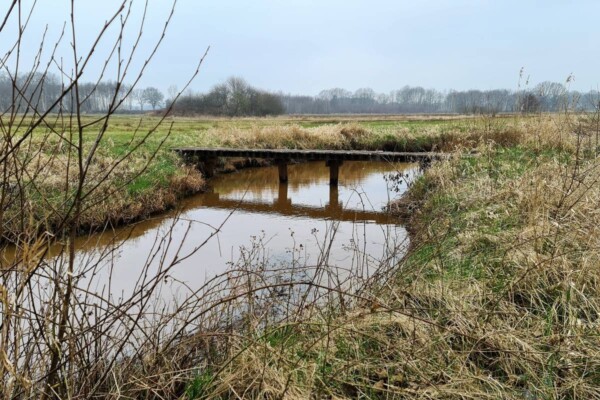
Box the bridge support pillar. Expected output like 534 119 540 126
326 160 343 186
201 157 218 178
277 160 288 183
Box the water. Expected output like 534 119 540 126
0 160 418 366
3 161 417 302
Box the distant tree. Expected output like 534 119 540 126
207 83 229 114
248 90 285 116
225 77 250 116
318 88 352 101
170 77 284 117
166 85 178 106
353 88 376 112
132 88 145 111
143 87 164 110
116 83 133 111
354 88 376 100
166 79 600 116
535 81 566 112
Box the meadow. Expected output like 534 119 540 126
4 111 600 398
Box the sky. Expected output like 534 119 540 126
4 0 600 95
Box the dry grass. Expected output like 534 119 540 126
208 118 527 152
5 113 600 399
1 139 205 240
184 115 600 399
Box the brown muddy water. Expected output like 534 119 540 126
4 161 417 302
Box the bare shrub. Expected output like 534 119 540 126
0 1 211 398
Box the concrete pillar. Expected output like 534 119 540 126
201 157 218 178
277 160 288 183
326 160 343 186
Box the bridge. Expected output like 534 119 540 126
174 147 445 185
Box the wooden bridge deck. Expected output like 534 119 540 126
173 147 446 162
174 147 446 185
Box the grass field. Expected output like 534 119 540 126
6 112 600 398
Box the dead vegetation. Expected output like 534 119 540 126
211 118 527 152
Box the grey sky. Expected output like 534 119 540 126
11 0 600 95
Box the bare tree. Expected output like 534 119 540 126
166 84 178 106
142 86 165 110
132 88 146 111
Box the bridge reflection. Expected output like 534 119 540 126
199 183 393 224
0 161 407 265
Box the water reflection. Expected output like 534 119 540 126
1 161 417 299
207 160 402 205
196 186 393 224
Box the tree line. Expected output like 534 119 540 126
1 71 598 116
170 79 600 116
0 72 164 114
280 82 599 115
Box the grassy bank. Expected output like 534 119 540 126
183 115 600 399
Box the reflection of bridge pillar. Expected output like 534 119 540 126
275 182 292 209
328 184 341 210
277 160 288 183
278 181 288 203
326 160 343 186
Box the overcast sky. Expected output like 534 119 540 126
7 0 600 95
